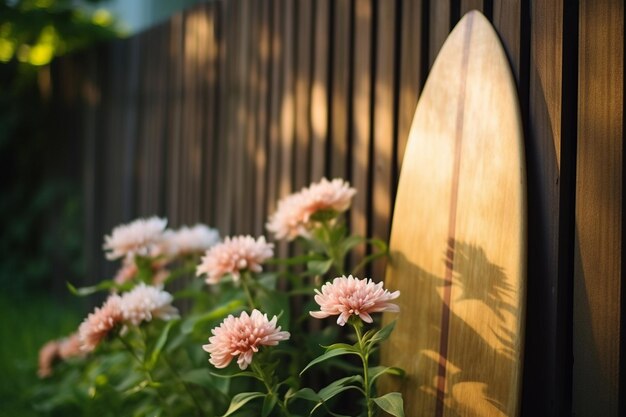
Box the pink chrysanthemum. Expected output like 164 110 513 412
196 235 274 284
310 275 400 326
267 178 357 240
162 224 220 256
58 333 83 360
38 340 60 378
119 283 179 326
79 294 123 353
202 309 290 370
103 216 167 260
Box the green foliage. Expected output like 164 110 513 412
0 293 83 417
0 0 120 293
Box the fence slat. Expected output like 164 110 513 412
396 0 425 177
371 0 396 279
310 0 330 181
253 0 271 236
522 1 567 415
350 0 373 267
574 0 624 415
330 0 351 180
293 0 313 191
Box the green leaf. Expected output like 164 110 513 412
318 375 363 400
286 388 320 403
300 348 361 375
366 320 397 348
307 259 333 276
261 394 277 417
321 342 359 352
373 392 405 417
309 376 364 415
339 235 366 255
145 319 178 369
221 392 266 417
256 289 290 329
369 366 406 388
66 279 118 296
181 299 245 334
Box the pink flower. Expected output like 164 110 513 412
38 340 60 378
203 309 290 370
267 178 356 240
78 294 123 353
310 275 400 326
162 224 220 256
103 217 167 260
119 283 179 326
58 333 84 360
196 235 274 284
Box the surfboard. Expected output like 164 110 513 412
380 11 526 417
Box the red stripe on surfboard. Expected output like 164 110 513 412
435 13 474 417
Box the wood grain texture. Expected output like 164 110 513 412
371 0 396 279
429 0 451 67
397 0 424 175
523 1 566 415
293 0 313 191
350 0 373 267
461 0 484 15
310 0 330 181
215 0 233 234
266 0 283 224
253 0 271 236
167 13 184 226
201 3 219 226
381 12 526 417
330 0 351 180
492 0 521 81
573 0 623 416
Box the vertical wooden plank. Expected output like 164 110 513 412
310 0 330 181
266 0 283 225
244 0 259 234
574 0 623 416
350 0 373 265
182 9 197 224
277 0 295 256
81 50 101 284
232 0 249 234
330 0 352 180
253 0 272 236
201 3 219 226
429 0 451 67
154 22 170 217
293 0 313 190
522 1 569 415
492 0 521 82
215 0 234 234
460 0 484 15
371 0 397 279
396 0 424 176
167 12 184 226
189 6 204 223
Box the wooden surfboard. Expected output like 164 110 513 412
380 11 526 417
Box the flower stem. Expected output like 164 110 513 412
240 271 256 309
251 362 290 417
117 333 171 413
162 354 205 417
353 323 373 417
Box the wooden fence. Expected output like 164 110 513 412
51 0 624 416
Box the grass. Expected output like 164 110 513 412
0 292 84 417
